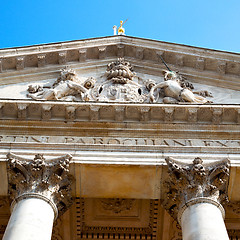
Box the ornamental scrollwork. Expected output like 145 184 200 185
52 218 63 240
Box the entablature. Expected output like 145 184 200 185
0 100 239 201
0 100 239 125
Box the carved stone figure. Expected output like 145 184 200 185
28 68 96 101
162 157 230 220
150 70 210 104
7 153 74 215
26 60 214 104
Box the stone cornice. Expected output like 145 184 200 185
0 36 240 84
0 100 239 125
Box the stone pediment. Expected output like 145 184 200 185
0 35 239 105
0 60 239 105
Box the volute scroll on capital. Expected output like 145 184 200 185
162 157 230 222
7 153 74 219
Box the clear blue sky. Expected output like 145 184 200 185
0 0 239 53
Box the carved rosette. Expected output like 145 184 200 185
162 157 230 222
7 153 74 218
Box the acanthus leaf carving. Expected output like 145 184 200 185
7 153 74 216
162 157 230 221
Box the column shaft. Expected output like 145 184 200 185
3 198 54 240
181 202 229 240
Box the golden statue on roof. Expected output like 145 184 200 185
113 20 128 35
118 20 125 35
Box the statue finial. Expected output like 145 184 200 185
113 25 117 35
113 19 128 36
118 20 125 35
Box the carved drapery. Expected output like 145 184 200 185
7 153 73 218
162 157 230 222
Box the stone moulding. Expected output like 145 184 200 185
0 100 239 124
75 198 158 236
177 196 225 223
0 36 240 80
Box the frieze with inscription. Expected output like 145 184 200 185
0 135 240 148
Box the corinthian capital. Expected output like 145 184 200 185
163 157 230 220
7 153 74 217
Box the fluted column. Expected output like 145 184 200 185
3 153 73 240
163 157 230 240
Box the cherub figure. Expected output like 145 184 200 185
27 68 96 101
150 70 209 104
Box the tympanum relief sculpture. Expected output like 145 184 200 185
28 68 96 101
149 70 212 104
27 58 212 104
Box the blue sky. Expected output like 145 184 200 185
0 0 239 53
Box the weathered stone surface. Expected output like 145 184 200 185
150 70 210 104
162 157 230 221
7 153 73 215
26 59 214 104
0 35 240 240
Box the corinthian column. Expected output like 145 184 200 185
3 153 73 240
163 157 230 240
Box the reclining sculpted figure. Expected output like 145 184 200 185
28 68 96 101
150 70 209 104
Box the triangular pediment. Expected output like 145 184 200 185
0 36 239 104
